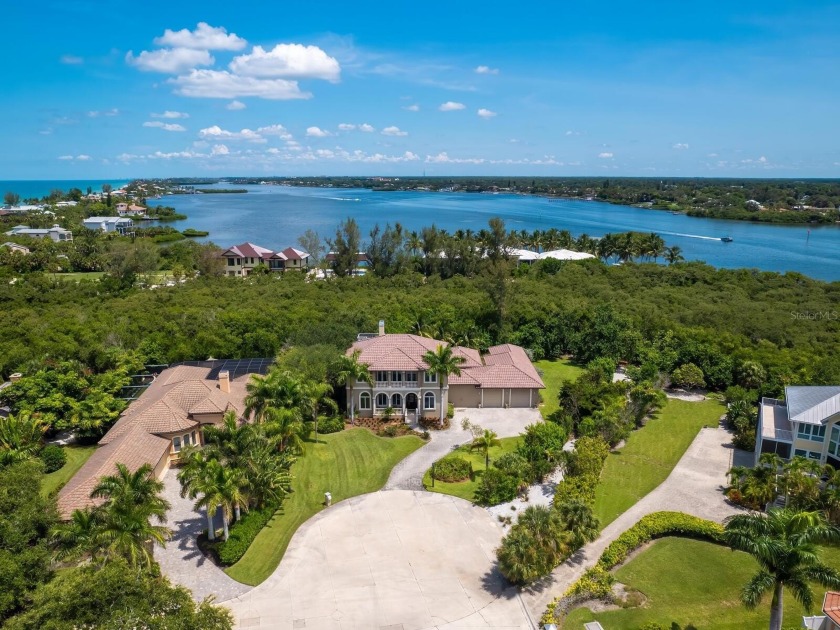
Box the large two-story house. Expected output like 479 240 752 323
56 359 269 519
755 386 840 469
221 242 310 276
346 322 545 421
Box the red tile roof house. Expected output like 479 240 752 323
346 321 545 422
221 242 310 277
56 361 266 519
803 592 840 629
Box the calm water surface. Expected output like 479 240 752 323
149 184 840 281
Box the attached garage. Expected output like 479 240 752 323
449 384 481 408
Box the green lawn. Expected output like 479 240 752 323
565 537 840 629
225 428 423 585
40 445 97 497
422 436 523 502
593 398 724 527
54 272 105 282
534 359 585 419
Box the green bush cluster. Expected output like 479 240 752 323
474 469 519 506
432 456 472 482
597 511 724 570
317 416 345 434
39 445 66 473
553 436 609 507
215 504 278 566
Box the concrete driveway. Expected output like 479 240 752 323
223 491 535 629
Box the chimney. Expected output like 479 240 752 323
378 320 385 336
218 370 231 393
9 373 22 383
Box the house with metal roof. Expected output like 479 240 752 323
755 386 840 468
346 321 544 421
221 242 310 276
5 224 73 242
83 216 134 234
56 360 269 519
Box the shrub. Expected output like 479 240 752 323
382 424 400 437
39 445 66 473
474 469 519 506
419 416 450 430
597 511 724 570
432 456 472 482
317 416 345 434
553 435 609 507
447 402 454 419
518 421 567 482
494 452 530 481
497 505 568 585
215 503 278 565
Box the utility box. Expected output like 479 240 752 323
324 492 332 506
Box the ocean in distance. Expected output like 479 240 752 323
0 179 130 200
148 183 833 283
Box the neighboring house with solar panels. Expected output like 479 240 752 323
56 358 272 520
755 386 840 469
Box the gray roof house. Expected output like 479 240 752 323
83 216 134 234
755 386 840 468
5 224 73 242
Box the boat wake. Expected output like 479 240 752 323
327 196 361 202
659 231 724 242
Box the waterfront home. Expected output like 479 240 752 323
221 242 310 276
325 251 372 276
755 386 840 468
346 321 544 421
1 242 30 255
115 202 147 216
508 247 596 263
56 359 270 519
83 216 134 234
5 224 73 242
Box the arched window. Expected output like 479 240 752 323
376 393 389 408
359 392 371 410
424 392 436 410
391 393 403 408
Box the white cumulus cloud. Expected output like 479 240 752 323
226 100 246 110
672 143 690 150
88 108 119 118
199 125 266 142
338 123 356 131
257 124 292 140
598 152 614 158
168 70 310 100
58 154 91 161
404 104 420 112
143 121 186 132
381 126 408 136
359 123 375 132
126 48 214 73
229 44 340 81
76 154 91 160
475 65 499 75
211 144 230 156
154 22 246 51
306 126 331 137
477 108 496 118
439 101 466 111
152 110 190 119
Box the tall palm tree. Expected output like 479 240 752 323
555 500 600 549
177 448 220 540
335 350 373 424
193 460 247 541
0 411 48 466
246 442 294 509
202 410 258 469
244 370 304 423
263 406 307 454
300 379 338 438
89 462 171 568
52 507 104 562
516 505 566 558
724 508 840 630
470 429 501 469
664 245 684 264
422 344 466 424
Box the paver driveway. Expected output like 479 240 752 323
223 490 535 629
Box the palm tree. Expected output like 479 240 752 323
664 245 684 265
246 443 294 509
335 350 373 424
202 410 258 469
724 508 840 630
516 505 566 558
193 460 247 541
177 448 220 540
555 500 600 549
244 370 305 423
89 462 171 568
263 406 307 454
300 379 338 439
0 411 48 466
422 344 466 424
470 429 501 469
52 507 104 562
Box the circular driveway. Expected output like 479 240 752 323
223 491 534 629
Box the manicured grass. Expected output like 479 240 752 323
54 272 105 282
422 436 523 502
225 428 423 586
593 398 724 527
534 359 585 419
565 537 840 629
40 445 97 497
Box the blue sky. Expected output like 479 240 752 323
4 0 840 178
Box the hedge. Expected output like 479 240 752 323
317 416 345 434
553 436 609 507
541 511 725 626
39 445 66 473
215 503 278 566
432 456 472 482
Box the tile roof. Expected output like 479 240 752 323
280 246 310 260
824 592 840 625
349 335 544 390
785 386 840 426
57 362 255 519
222 242 277 260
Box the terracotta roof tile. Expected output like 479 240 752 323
825 592 840 625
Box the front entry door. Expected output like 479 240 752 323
405 393 418 410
